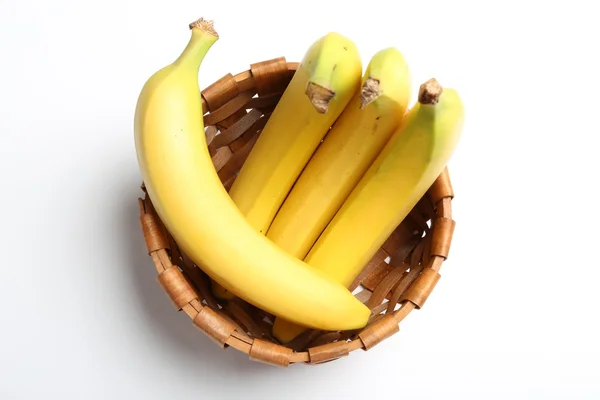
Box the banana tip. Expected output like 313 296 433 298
305 82 335 114
418 78 443 105
189 17 219 37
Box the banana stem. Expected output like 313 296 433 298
418 78 443 105
305 82 335 114
188 17 218 36
360 77 381 109
173 18 219 74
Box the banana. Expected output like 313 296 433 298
269 47 412 342
134 18 371 332
273 78 465 342
211 279 235 300
267 47 412 261
227 32 362 235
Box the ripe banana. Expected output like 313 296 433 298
274 78 465 342
134 18 371 332
211 277 235 300
227 32 362 235
267 47 412 261
269 47 412 342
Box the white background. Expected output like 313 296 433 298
1 0 599 398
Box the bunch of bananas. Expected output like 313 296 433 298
134 18 465 343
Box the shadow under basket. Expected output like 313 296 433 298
137 56 457 367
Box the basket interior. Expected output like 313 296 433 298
138 56 456 367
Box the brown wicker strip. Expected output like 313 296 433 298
204 90 255 127
358 315 400 351
202 73 240 111
386 263 425 314
193 307 237 348
249 339 294 367
222 300 267 339
365 266 408 310
349 248 388 292
209 109 263 150
308 341 350 364
140 214 170 253
245 92 282 111
227 114 268 153
400 267 442 309
218 108 244 129
157 266 197 310
250 57 289 96
211 146 233 172
430 217 456 258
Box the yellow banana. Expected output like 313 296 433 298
274 78 465 342
134 18 370 332
308 77 464 285
211 279 235 300
269 47 412 342
267 47 412 261
227 32 362 235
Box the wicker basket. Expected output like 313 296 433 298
137 56 456 367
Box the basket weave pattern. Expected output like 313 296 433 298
137 57 456 367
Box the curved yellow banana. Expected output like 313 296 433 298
273 78 464 342
228 32 362 235
212 280 235 300
134 18 370 332
269 47 412 342
306 77 465 286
